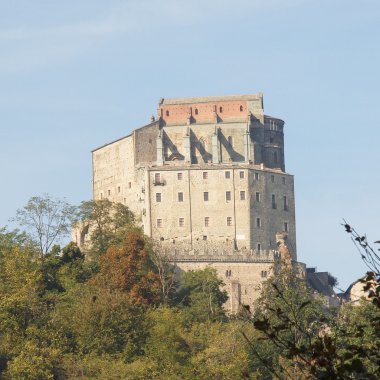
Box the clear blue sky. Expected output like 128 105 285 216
1 0 379 290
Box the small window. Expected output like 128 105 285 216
239 171 245 179
272 194 276 209
257 243 261 251
204 217 210 227
128 182 132 188
154 173 161 183
195 108 198 115
271 175 275 183
178 192 184 202
274 151 278 164
165 110 169 117
177 172 183 180
157 219 162 228
255 192 260 202
179 218 184 227
204 192 209 201
225 269 232 277
227 217 232 226
240 191 245 200
240 105 243 112
225 171 231 179
203 172 208 179
284 222 289 232
282 177 286 185
256 218 261 228
219 106 223 113
203 235 208 241
254 172 259 180
261 270 268 278
108 189 111 196
227 136 233 147
283 196 288 211
156 193 162 202
118 186 121 193
100 192 103 199
225 191 231 201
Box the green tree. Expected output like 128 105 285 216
77 199 135 257
178 267 228 323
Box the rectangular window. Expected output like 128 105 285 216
203 235 208 241
100 192 103 199
284 222 289 232
225 191 231 201
157 219 162 228
239 171 245 179
177 172 183 180
240 191 245 200
204 192 209 201
204 217 210 227
178 192 184 202
203 171 208 179
255 172 259 180
128 182 132 189
156 193 161 202
225 171 231 179
272 194 276 209
256 218 261 228
271 175 275 183
155 173 161 183
227 217 232 226
282 177 286 185
257 243 261 251
108 189 111 196
118 186 121 193
283 196 288 211
179 218 184 227
261 270 268 278
255 192 260 202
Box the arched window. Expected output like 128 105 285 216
240 105 243 112
195 108 198 115
219 106 223 113
165 110 170 117
227 136 233 147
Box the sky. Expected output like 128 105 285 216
0 0 379 290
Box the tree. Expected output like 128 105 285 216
13 194 76 257
90 228 161 306
343 222 380 307
246 266 330 379
77 199 135 257
150 246 177 306
177 267 228 323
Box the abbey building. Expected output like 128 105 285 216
86 93 305 312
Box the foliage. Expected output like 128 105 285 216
177 267 228 323
13 194 76 257
90 228 161 305
77 199 134 257
343 222 380 307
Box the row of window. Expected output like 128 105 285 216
155 172 287 183
155 191 288 209
156 217 289 231
165 105 245 118
100 172 288 199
